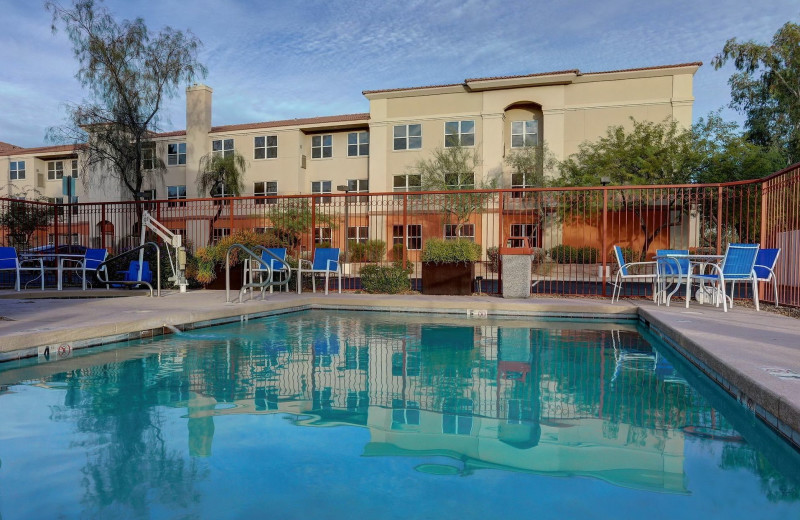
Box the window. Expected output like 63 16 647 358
444 120 475 147
347 226 369 244
211 227 230 244
167 143 187 165
393 224 421 250
443 397 473 435
168 185 186 207
142 147 156 170
9 161 25 180
212 138 234 158
511 120 538 148
47 161 64 180
254 181 278 204
392 399 420 429
312 180 332 204
444 172 474 190
392 174 421 199
347 178 369 203
254 136 277 160
347 132 369 157
70 159 78 178
211 183 231 205
314 227 332 245
509 223 538 248
444 224 475 241
141 189 156 200
393 124 421 150
311 135 332 159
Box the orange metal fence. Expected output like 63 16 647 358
1 164 798 306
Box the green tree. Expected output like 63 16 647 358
46 0 206 202
712 21 800 163
196 151 247 243
415 143 498 237
0 198 54 247
505 142 558 189
266 198 334 254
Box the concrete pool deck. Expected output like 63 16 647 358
0 289 799 449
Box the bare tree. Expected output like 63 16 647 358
46 0 206 203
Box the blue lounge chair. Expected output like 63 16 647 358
754 248 781 307
686 243 760 312
250 247 288 293
123 261 153 287
0 247 44 291
655 249 689 306
611 246 657 303
298 247 341 295
61 248 108 290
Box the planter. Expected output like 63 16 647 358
421 262 475 295
204 263 245 290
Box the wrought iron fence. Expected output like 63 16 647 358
1 163 798 306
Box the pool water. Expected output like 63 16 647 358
1 310 799 519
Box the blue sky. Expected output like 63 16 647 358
1 0 798 148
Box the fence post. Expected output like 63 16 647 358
601 187 608 296
53 201 60 251
311 195 316 255
498 191 504 293
402 193 408 268
101 203 106 249
716 185 724 254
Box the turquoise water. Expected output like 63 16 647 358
1 310 799 519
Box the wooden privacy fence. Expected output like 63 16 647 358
2 163 799 306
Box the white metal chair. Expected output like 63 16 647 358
250 247 289 294
754 248 781 307
297 247 341 295
655 249 689 306
0 247 44 291
61 248 108 290
686 243 760 312
611 246 657 303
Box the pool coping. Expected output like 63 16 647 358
0 291 798 451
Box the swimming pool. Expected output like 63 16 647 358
0 310 798 519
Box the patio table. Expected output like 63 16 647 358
654 253 724 306
21 253 87 290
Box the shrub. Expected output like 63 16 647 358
487 246 499 272
421 238 481 264
192 229 290 284
549 244 599 264
359 264 412 294
349 239 386 262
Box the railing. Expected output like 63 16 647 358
225 243 288 303
1 163 798 306
95 242 160 297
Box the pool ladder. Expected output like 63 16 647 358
225 244 292 303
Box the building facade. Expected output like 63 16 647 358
2 62 699 205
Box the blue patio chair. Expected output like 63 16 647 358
611 246 657 303
754 248 781 307
298 247 341 295
0 247 44 291
250 247 289 294
123 261 153 287
686 243 760 312
655 249 689 306
61 248 108 290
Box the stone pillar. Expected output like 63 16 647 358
501 247 532 298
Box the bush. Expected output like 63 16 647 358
487 246 499 272
359 264 412 294
348 239 386 262
192 229 291 284
549 244 599 264
421 238 481 264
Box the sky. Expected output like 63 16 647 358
0 0 798 149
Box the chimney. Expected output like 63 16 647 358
185 84 213 197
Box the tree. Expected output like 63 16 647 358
505 142 558 189
196 151 247 243
46 0 206 202
266 198 334 254
0 190 55 247
415 143 497 237
712 21 800 163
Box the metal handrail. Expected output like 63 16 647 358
95 242 160 297
249 245 293 296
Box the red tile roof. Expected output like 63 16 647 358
0 143 82 157
0 141 22 153
210 113 370 133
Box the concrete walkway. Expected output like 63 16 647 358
0 289 798 449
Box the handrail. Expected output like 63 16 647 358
95 242 160 297
250 245 293 295
225 244 269 303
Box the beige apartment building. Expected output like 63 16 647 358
0 62 699 252
2 62 699 205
